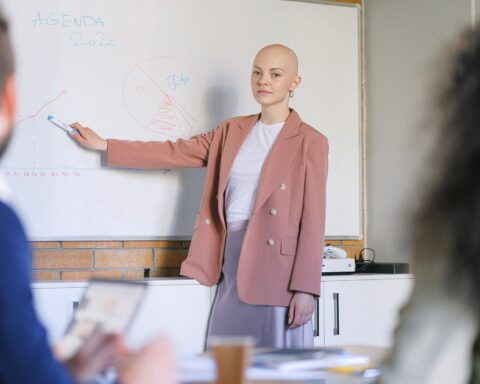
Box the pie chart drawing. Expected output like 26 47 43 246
123 57 203 138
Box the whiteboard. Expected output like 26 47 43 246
0 0 361 240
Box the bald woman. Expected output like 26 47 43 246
71 44 329 348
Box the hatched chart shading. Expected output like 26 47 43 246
123 57 203 138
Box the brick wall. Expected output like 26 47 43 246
30 239 364 281
31 240 190 281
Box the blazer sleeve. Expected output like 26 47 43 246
0 203 75 384
289 135 329 296
106 128 216 169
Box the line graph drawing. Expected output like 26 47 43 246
14 89 67 127
123 57 203 138
3 89 68 170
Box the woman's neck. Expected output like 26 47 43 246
260 104 290 125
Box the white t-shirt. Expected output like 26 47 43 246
225 119 284 226
0 175 11 203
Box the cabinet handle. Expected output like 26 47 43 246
333 293 340 336
313 297 320 337
73 301 79 311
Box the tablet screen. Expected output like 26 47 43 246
54 279 147 361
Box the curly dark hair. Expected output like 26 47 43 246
414 26 480 305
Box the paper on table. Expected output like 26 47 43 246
179 354 216 382
179 354 330 381
253 348 370 372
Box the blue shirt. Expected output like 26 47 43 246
0 201 75 384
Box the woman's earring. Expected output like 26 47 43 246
289 90 294 98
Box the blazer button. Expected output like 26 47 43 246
205 218 211 225
270 209 278 216
280 183 287 190
267 239 275 246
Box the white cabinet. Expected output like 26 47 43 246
126 282 212 353
32 284 85 344
31 279 213 354
315 275 414 348
32 275 413 353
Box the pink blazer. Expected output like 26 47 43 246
107 110 328 306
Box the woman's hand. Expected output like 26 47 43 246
69 122 108 152
65 328 120 383
288 291 315 329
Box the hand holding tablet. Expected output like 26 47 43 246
55 279 147 361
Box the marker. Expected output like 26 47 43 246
47 115 80 135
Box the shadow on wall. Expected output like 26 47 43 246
204 75 239 128
171 77 239 238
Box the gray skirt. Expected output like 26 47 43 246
206 221 314 349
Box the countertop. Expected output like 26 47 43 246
31 274 413 289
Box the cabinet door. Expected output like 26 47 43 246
323 278 413 347
32 287 86 344
126 284 212 354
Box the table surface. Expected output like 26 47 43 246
183 345 390 384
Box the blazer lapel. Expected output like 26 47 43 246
251 110 303 215
217 114 259 225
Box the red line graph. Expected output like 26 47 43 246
15 89 67 126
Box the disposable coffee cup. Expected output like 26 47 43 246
208 336 256 384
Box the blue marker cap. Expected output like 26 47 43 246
47 115 80 135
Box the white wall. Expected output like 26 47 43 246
365 0 472 262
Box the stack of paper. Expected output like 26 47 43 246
252 348 370 372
